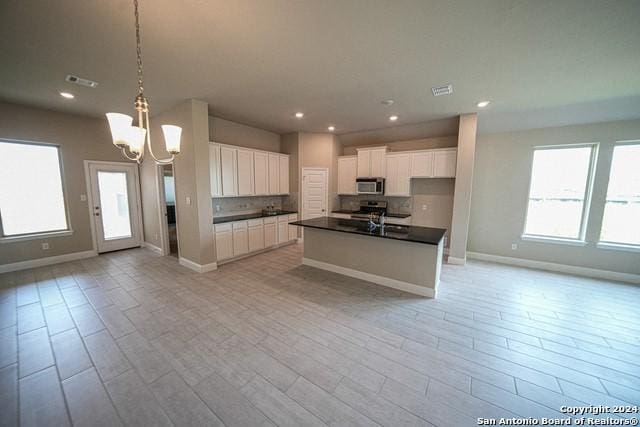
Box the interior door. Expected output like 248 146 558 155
88 162 142 253
302 169 327 219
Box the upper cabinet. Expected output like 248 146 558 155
337 156 357 195
410 148 457 178
357 147 387 178
385 153 411 196
210 142 290 197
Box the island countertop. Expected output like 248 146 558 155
291 217 446 246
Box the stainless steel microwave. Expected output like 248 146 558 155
356 178 385 195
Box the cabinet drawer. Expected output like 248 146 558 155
214 223 232 233
263 217 276 224
277 215 289 223
248 218 263 227
288 214 297 221
232 221 248 230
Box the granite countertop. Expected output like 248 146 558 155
213 211 298 224
291 217 445 245
331 210 412 219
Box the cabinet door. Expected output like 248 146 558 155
209 144 222 197
254 152 268 195
264 222 276 247
356 150 370 178
410 151 434 177
248 225 264 252
433 150 457 178
232 222 248 256
370 148 387 177
215 231 233 260
288 214 298 241
220 146 237 196
338 157 357 194
277 219 288 244
236 149 255 196
384 156 398 195
396 154 411 195
268 154 280 194
279 155 289 194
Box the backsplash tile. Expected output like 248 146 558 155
212 196 288 217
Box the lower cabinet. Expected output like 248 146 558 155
263 217 277 247
277 216 288 244
214 223 233 261
288 214 298 240
248 219 264 252
232 221 248 257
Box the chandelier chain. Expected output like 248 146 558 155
134 0 144 95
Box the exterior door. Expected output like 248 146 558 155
87 162 142 253
302 168 328 219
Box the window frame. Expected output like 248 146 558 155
521 142 599 244
0 138 73 242
597 139 640 251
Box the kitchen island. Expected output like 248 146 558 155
291 217 446 297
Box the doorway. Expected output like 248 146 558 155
85 161 143 253
159 164 179 257
301 168 328 220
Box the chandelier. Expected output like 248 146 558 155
106 0 181 164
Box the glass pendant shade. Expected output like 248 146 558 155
162 125 182 154
126 126 146 154
106 113 134 148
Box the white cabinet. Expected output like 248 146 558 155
357 147 387 177
385 153 411 196
220 146 238 196
288 214 298 241
277 215 288 244
236 149 255 196
330 213 351 219
410 151 434 178
279 155 289 194
433 149 457 178
264 217 277 247
254 152 268 195
232 221 248 257
214 223 233 261
337 156 357 194
248 219 264 252
268 153 280 195
209 144 222 197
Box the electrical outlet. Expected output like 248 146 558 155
186 196 191 206
422 204 427 211
80 194 87 202
215 205 221 212
41 243 49 250
511 243 518 250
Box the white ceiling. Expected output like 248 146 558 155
1 0 639 135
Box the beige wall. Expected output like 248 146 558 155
341 135 457 155
140 99 214 266
0 101 126 265
299 132 341 211
469 118 640 275
209 116 280 152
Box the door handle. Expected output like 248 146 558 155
95 213 100 216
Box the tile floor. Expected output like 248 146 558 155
1 243 639 426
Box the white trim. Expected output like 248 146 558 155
447 256 465 265
302 257 435 298
301 167 329 220
596 242 640 254
0 250 97 274
0 229 74 243
178 257 217 273
467 251 640 285
521 235 588 247
142 241 163 255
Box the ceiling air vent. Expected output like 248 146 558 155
65 74 99 88
431 84 453 97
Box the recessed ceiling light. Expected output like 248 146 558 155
295 112 304 118
381 99 394 106
477 101 490 108
389 115 398 122
59 92 74 99
328 126 335 132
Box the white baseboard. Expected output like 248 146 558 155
178 257 218 273
0 250 97 274
142 241 163 255
447 256 466 265
302 257 435 298
467 251 640 285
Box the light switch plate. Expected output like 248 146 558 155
41 243 49 250
511 243 518 250
186 196 191 205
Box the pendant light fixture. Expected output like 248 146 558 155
106 0 181 164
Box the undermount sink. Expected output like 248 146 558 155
262 209 284 216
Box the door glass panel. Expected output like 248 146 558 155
97 171 132 240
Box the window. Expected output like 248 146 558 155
0 140 69 238
599 142 640 247
523 144 596 241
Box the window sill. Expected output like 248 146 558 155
521 235 588 247
597 242 640 253
0 229 74 243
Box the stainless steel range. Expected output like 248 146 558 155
350 200 387 221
